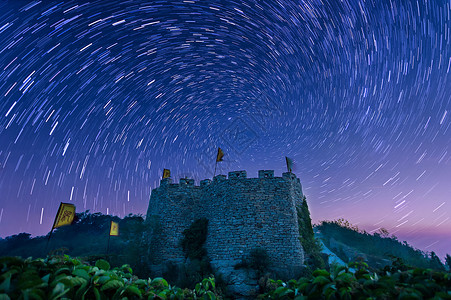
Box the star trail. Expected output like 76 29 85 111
0 0 450 258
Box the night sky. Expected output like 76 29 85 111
0 0 450 259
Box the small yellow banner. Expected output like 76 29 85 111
110 221 119 236
163 169 171 179
216 147 224 162
53 203 75 229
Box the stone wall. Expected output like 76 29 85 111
146 177 203 265
146 170 306 292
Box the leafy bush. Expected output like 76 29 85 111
235 247 270 274
0 255 220 300
180 218 209 260
2 255 450 300
176 257 213 289
259 261 451 299
172 218 214 289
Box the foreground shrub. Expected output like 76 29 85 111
235 247 270 273
259 261 451 299
3 255 450 299
177 218 214 289
0 255 219 300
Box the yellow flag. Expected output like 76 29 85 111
110 221 119 236
163 169 171 179
53 202 75 229
216 147 224 162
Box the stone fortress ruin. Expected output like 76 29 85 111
146 170 307 295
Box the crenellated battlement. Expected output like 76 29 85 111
146 170 305 295
259 170 274 178
228 170 247 179
156 170 301 188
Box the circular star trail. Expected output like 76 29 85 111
0 0 450 257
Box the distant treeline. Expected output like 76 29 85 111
0 211 151 278
316 219 450 271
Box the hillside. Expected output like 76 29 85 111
315 219 449 271
0 212 151 278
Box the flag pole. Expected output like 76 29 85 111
106 232 111 255
45 228 55 253
214 147 224 178
213 161 218 178
46 202 62 253
106 220 112 255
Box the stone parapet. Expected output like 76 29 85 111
258 170 274 178
228 171 247 179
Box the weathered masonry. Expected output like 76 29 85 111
146 170 305 292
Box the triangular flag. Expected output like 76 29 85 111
285 157 293 173
216 147 224 162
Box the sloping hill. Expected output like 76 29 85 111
315 219 447 271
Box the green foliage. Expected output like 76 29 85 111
297 197 325 270
171 218 214 290
249 248 271 273
331 246 349 263
175 257 214 289
235 247 271 276
180 218 209 260
95 259 110 271
0 255 221 300
259 261 451 299
333 218 360 232
2 255 450 300
317 219 446 270
446 254 451 271
429 251 446 271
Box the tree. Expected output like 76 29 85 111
429 251 445 271
4 233 31 251
445 254 451 271
378 228 389 238
335 218 359 232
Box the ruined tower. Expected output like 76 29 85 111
146 170 305 295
